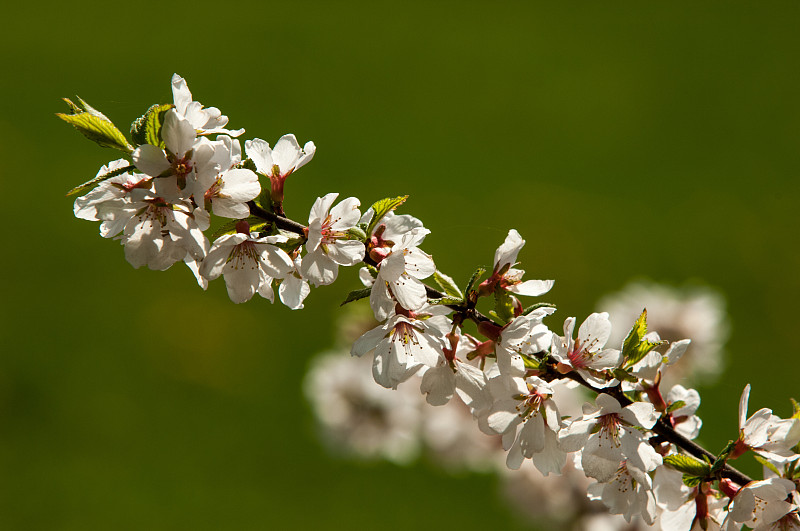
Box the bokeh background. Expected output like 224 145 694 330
2 2 799 529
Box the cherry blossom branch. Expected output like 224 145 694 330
247 201 307 236
562 371 753 486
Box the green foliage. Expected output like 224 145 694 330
429 296 464 306
341 287 372 306
433 270 463 299
664 454 712 477
57 97 133 153
611 367 638 383
709 440 736 476
347 226 367 242
682 474 703 488
521 302 556 315
666 400 686 414
753 454 782 477
65 164 135 196
130 103 173 149
622 309 664 367
493 290 516 324
366 196 408 236
464 267 486 296
364 264 378 278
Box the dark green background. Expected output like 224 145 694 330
2 2 798 529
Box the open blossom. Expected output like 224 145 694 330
369 228 435 321
722 477 798 530
588 460 657 525
351 305 450 389
551 312 623 388
733 384 800 464
301 192 365 286
132 109 225 203
485 374 566 474
201 136 260 219
171 73 244 137
418 330 490 409
653 466 728 531
244 135 315 209
494 309 554 379
479 229 554 298
114 190 209 271
199 222 293 303
559 393 661 482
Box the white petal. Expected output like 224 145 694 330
244 138 273 174
162 109 196 157
278 275 310 310
419 364 455 406
132 145 170 177
508 279 554 297
494 229 525 271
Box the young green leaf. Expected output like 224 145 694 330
663 454 712 477
130 103 173 149
65 164 135 196
341 287 372 306
433 271 463 299
465 267 486 296
493 290 516 324
666 400 687 414
57 97 133 153
753 454 782 477
429 296 464 306
366 196 408 236
522 302 556 315
622 309 648 358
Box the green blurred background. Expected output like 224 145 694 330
2 2 799 529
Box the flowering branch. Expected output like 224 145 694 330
62 74 800 530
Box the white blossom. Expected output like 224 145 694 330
559 393 661 482
171 73 244 137
199 227 293 303
551 312 623 389
736 384 800 464
587 460 657 525
301 192 365 286
369 228 435 321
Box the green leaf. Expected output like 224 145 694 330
65 164 135 196
130 103 173 149
493 290 516 324
57 97 133 153
465 267 486 296
211 216 270 239
366 195 408 236
429 296 464 306
522 356 540 370
365 264 378 279
433 271 463 299
341 287 372 306
622 309 648 358
791 398 800 418
710 440 736 475
664 454 712 476
611 368 638 383
682 474 703 488
621 309 665 367
347 226 367 242
522 302 556 315
753 454 782 477
666 400 687 414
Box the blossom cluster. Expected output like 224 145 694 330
63 75 800 530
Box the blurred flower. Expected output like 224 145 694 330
597 281 730 386
304 351 423 464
